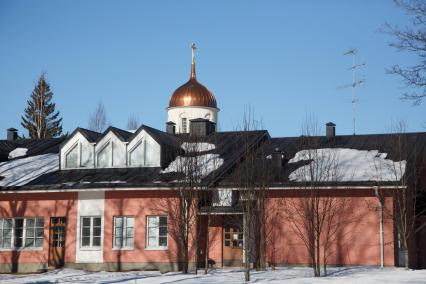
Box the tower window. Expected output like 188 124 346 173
181 118 188 133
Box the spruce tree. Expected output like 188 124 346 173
21 73 63 139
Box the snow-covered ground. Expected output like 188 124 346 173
0 267 425 284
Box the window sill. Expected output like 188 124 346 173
112 247 134 251
0 247 43 252
79 247 102 251
144 247 168 251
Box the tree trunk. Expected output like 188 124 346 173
404 249 409 270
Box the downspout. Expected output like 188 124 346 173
374 186 384 268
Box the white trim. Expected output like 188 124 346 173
0 187 174 194
144 247 168 251
76 191 104 263
64 142 79 169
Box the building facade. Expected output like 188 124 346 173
0 47 425 273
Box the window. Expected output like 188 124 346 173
65 144 78 168
81 217 102 248
97 144 111 168
24 218 44 248
80 143 93 167
181 118 187 133
224 223 243 248
146 216 167 249
112 142 126 167
113 216 134 249
0 218 44 249
0 219 12 248
129 142 143 166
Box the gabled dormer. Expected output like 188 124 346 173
60 125 181 170
95 127 131 168
60 128 101 169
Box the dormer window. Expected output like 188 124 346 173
65 144 78 168
97 143 111 168
129 141 144 166
61 127 162 170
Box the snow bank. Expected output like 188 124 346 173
0 266 425 284
162 153 223 177
8 148 28 159
289 148 406 182
181 142 215 152
0 154 58 186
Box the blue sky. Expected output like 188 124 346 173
0 1 423 139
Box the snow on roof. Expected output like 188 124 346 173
0 154 58 187
181 142 215 152
162 153 223 177
288 148 406 182
8 148 28 160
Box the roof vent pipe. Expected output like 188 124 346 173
7 128 18 141
326 122 336 138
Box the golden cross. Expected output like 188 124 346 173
191 42 196 64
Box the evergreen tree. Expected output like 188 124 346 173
21 73 63 139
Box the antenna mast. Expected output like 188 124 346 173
342 48 365 135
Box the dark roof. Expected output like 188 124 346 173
24 167 171 190
268 132 426 162
0 137 67 162
61 128 101 146
220 132 426 187
78 128 102 142
176 130 269 186
1 128 268 190
141 125 183 149
2 126 426 191
104 127 133 142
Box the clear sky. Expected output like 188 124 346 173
0 1 423 139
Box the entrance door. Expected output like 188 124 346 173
222 218 243 266
48 217 66 268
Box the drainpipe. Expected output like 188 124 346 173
374 186 384 268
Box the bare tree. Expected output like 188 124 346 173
126 114 139 130
384 0 426 105
373 121 424 269
164 136 219 274
230 107 270 281
282 119 351 277
88 101 108 132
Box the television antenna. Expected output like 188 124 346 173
339 48 365 135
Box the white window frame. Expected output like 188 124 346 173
96 140 112 168
146 216 168 250
80 216 102 249
128 140 144 167
0 218 44 251
113 216 134 250
65 142 80 169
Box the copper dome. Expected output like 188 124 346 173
168 49 217 109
